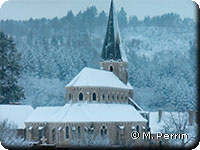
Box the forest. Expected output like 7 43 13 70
0 6 197 111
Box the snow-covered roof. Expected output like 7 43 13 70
0 105 34 129
66 67 132 90
26 103 147 123
149 112 190 133
25 106 62 123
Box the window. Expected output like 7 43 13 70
39 130 42 141
92 92 96 101
104 128 107 135
136 125 139 133
117 95 119 100
108 94 110 100
29 126 33 139
89 125 94 133
101 129 104 135
102 94 105 100
112 95 114 100
79 92 83 101
78 126 81 134
52 128 56 143
69 93 72 100
100 126 107 136
65 126 69 139
121 95 123 100
24 128 26 140
110 66 113 72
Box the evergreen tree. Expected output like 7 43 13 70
98 11 107 27
117 7 128 29
129 16 139 26
0 32 24 104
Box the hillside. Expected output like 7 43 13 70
0 7 197 111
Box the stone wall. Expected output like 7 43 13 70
65 86 133 104
99 61 128 84
25 121 148 146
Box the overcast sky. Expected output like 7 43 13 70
0 0 197 21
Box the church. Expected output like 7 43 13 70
24 0 153 147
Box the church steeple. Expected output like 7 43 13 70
100 0 128 84
101 0 127 62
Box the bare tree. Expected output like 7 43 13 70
162 112 197 147
0 119 30 146
71 130 110 146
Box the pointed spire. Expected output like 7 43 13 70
101 0 127 62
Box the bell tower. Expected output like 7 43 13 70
100 0 128 84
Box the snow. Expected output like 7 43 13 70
131 126 136 130
84 126 89 131
112 1 127 62
38 126 44 130
66 67 132 90
118 125 125 129
149 112 190 133
58 127 62 131
25 106 61 123
149 112 166 133
26 103 147 123
0 105 34 129
126 82 134 89
28 126 33 130
128 97 143 111
72 126 76 131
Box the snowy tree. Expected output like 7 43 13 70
129 16 139 26
0 8 196 110
162 112 198 147
0 32 24 104
19 76 65 108
0 119 30 146
117 7 128 29
71 130 110 146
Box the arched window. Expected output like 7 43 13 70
136 125 139 133
69 93 72 100
108 94 110 100
110 66 113 72
24 128 26 140
104 128 107 135
101 129 104 135
102 94 105 100
112 95 115 100
92 92 97 101
79 92 83 101
52 128 56 143
78 126 81 134
100 126 107 136
65 126 69 139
